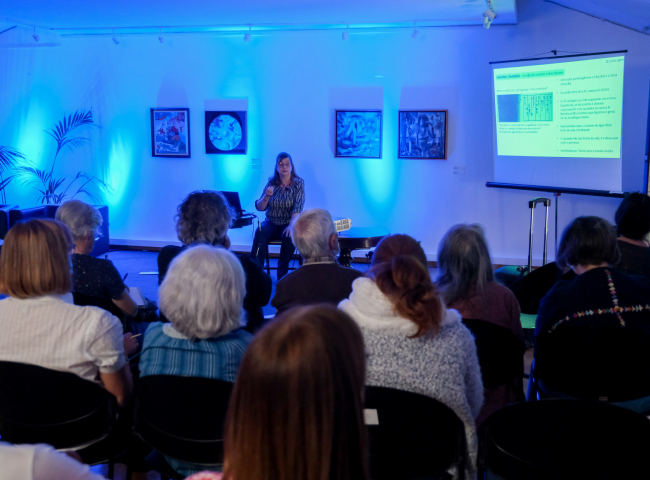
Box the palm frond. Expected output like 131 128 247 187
0 175 15 192
0 146 26 173
45 109 97 173
15 165 51 187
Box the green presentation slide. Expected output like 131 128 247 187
494 56 624 158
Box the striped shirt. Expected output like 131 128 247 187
0 293 126 384
261 177 305 225
139 323 252 382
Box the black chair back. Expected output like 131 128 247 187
364 386 466 480
462 319 525 391
134 375 233 466
479 399 650 480
73 291 127 330
535 326 650 402
0 361 116 449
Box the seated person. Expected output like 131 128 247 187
536 216 650 354
56 200 138 319
158 191 271 333
0 442 106 480
614 192 650 278
339 234 483 477
271 208 362 314
0 219 134 407
436 224 524 424
140 245 253 477
216 305 368 480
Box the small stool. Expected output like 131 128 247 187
264 240 303 275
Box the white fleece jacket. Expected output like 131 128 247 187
339 277 484 478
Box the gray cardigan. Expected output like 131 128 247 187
339 277 483 478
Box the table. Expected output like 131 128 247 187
337 226 390 267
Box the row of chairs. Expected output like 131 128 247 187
3 360 650 480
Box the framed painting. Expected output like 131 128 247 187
151 108 190 157
205 111 247 155
335 110 382 158
398 110 448 160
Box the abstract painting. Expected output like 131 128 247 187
335 110 382 158
205 111 247 155
398 110 448 159
151 108 190 157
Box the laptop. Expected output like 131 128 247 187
221 191 244 220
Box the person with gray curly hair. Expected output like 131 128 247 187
56 200 139 319
271 208 362 314
158 191 272 333
140 245 253 477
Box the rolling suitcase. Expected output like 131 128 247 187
494 197 551 287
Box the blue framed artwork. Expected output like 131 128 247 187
205 111 247 155
151 108 190 157
398 110 448 160
335 110 382 158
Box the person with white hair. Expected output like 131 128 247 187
271 208 362 314
139 244 252 477
56 200 138 318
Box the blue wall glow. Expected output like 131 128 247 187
1 0 649 262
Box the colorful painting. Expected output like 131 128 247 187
151 108 190 157
398 110 448 160
205 111 247 155
335 110 382 158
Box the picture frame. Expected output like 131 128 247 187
151 108 190 158
335 110 382 158
205 111 248 155
398 110 448 160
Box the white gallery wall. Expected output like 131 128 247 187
1 0 649 263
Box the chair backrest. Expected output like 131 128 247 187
535 326 650 402
72 291 127 329
134 375 234 466
479 399 650 480
364 386 466 480
462 318 525 390
0 361 116 449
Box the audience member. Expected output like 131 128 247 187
55 200 151 337
437 224 524 424
536 216 650 354
0 219 134 407
140 245 253 477
614 192 650 278
339 234 483 476
271 208 362 313
0 442 106 480
219 305 368 480
158 191 272 333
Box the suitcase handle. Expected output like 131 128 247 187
529 197 551 208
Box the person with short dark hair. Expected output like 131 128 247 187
614 192 650 278
339 234 483 477
158 191 272 333
252 153 306 280
535 216 650 355
271 208 362 314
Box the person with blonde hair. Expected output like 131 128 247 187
339 234 483 476
56 200 139 318
140 245 253 477
0 219 134 407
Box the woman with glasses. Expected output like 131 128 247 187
252 152 305 280
56 200 139 319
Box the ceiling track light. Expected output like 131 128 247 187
411 22 419 39
483 0 497 29
32 26 39 42
244 25 251 42
158 28 164 43
342 24 349 40
112 28 119 44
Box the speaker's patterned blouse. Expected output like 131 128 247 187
259 177 305 225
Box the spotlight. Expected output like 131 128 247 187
484 8 497 20
32 26 39 42
244 26 251 42
342 24 349 40
112 29 119 44
158 28 164 43
411 29 419 38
